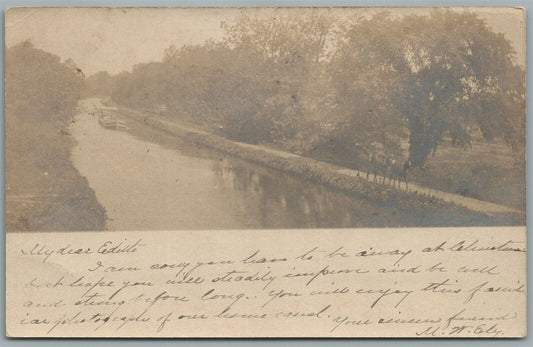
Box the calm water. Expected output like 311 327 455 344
70 102 434 230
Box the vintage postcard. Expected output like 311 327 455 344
5 7 526 337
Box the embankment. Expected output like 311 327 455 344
5 109 108 231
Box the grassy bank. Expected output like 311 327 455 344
6 43 108 231
5 110 107 232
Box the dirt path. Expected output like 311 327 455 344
235 143 523 215
335 169 523 215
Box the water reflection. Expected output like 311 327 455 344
209 157 403 229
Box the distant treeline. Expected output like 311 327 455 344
6 41 107 231
85 10 525 169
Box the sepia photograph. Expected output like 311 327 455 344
4 6 528 339
5 7 526 231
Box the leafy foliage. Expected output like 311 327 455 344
104 10 525 167
6 41 84 123
332 11 525 166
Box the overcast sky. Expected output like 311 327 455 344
5 7 526 76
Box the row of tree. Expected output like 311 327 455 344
86 10 525 168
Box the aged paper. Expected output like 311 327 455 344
5 7 526 337
6 227 527 337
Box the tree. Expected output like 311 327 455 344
84 71 115 97
329 13 407 163
333 10 525 167
6 41 84 122
110 62 173 109
219 12 336 148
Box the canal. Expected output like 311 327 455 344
70 99 497 230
